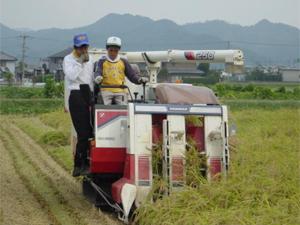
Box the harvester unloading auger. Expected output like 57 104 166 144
64 49 244 223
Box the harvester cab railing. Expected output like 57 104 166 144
95 84 145 104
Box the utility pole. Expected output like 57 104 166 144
227 40 231 49
21 35 29 83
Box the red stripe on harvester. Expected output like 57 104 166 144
138 156 150 180
97 110 127 128
184 51 195 60
210 157 221 178
172 157 183 181
112 154 135 203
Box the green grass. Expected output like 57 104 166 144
17 119 69 147
15 114 73 170
51 146 74 171
227 82 299 91
133 108 300 224
0 99 64 114
194 82 300 100
0 86 45 99
222 100 300 111
39 109 72 135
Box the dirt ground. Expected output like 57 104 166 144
0 116 122 225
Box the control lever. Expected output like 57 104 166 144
143 82 146 103
133 92 138 102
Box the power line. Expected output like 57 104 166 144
32 37 71 42
1 43 22 48
0 36 21 39
30 37 226 46
2 35 298 47
121 41 227 47
27 47 42 58
2 34 299 46
231 40 299 47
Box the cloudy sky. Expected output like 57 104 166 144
1 0 299 30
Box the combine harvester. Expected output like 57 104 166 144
65 49 244 223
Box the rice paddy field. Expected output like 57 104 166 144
0 110 121 225
0 87 299 224
134 103 300 224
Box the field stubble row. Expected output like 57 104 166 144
0 116 121 225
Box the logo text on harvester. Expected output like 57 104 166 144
168 107 190 112
97 137 115 141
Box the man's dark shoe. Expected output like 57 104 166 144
81 163 90 176
72 166 81 177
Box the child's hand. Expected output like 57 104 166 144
139 77 149 84
94 76 103 84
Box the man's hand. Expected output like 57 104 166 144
94 76 103 84
138 77 149 84
77 53 89 64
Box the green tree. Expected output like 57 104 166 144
44 79 56 98
207 69 220 77
250 66 263 76
4 73 13 86
18 61 25 71
197 63 210 75
55 81 64 98
159 67 168 75
158 67 168 82
42 63 47 71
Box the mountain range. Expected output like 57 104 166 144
1 13 299 67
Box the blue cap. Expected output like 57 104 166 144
73 33 89 47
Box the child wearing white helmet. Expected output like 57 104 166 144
94 36 148 105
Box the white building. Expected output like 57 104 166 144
0 51 17 78
281 68 300 82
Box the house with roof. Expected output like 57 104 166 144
267 66 285 75
158 62 203 82
159 68 205 83
0 51 17 78
48 47 73 81
39 58 50 71
281 68 300 82
15 64 34 82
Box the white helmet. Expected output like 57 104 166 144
106 36 121 48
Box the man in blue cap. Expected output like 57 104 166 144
63 33 94 177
